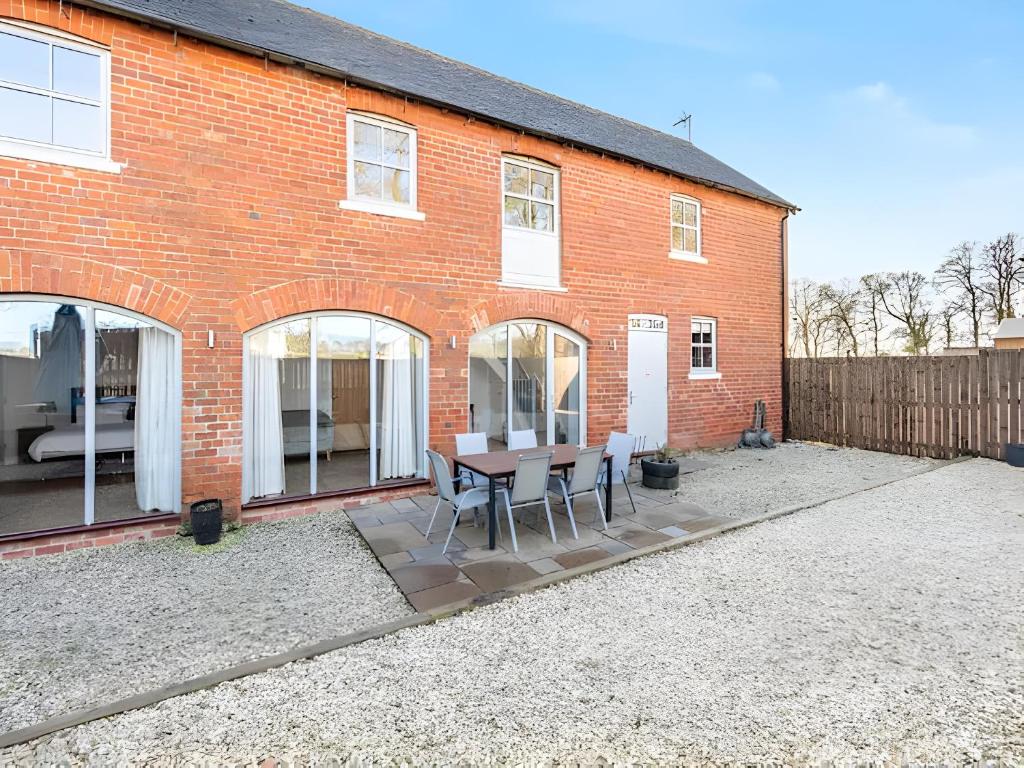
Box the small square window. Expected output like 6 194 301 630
0 23 115 170
345 113 418 214
670 195 702 258
690 317 716 373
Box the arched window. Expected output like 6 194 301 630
0 296 181 535
243 312 428 503
468 320 586 449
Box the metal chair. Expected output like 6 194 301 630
599 431 638 515
455 431 490 488
547 444 606 534
502 451 555 545
425 449 514 554
507 429 538 450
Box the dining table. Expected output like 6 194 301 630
452 444 613 550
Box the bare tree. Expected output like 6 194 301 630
878 271 934 355
979 233 1024 322
860 273 891 356
938 302 962 349
935 241 986 345
820 280 862 356
790 279 833 358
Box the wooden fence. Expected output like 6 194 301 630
784 350 1023 460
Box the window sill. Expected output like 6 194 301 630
338 199 426 221
0 143 122 174
688 371 721 380
497 280 568 293
669 250 708 265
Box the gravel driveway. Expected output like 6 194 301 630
0 513 411 732
9 458 1021 764
672 441 940 518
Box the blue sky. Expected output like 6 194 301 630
302 0 1022 283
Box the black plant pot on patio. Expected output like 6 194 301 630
190 499 223 545
1007 443 1024 468
641 458 679 490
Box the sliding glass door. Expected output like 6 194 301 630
242 312 427 503
468 321 586 449
0 297 181 536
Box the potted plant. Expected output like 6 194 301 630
190 499 223 545
1007 443 1024 468
641 444 681 490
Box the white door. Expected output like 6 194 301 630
627 314 668 450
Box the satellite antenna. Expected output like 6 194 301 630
673 112 692 142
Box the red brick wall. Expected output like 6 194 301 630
0 1 787 529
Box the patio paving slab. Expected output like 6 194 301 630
359 522 430 557
405 580 483 612
552 547 608 569
388 559 462 594
461 558 542 593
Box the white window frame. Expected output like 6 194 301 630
241 311 430 503
467 319 587 447
689 316 720 380
0 20 121 173
339 112 424 221
669 194 705 264
501 156 560 236
1 293 182 525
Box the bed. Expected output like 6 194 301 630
282 409 335 457
28 421 135 462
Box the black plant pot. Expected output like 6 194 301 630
1007 443 1024 468
641 458 679 490
190 499 223 545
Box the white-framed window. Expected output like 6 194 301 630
500 156 562 290
690 317 717 377
670 195 704 263
340 112 423 220
0 21 119 172
503 157 558 233
468 320 586 448
242 312 429 503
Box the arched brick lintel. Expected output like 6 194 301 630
232 278 442 336
465 292 591 340
0 250 193 330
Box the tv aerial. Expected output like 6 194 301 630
673 112 692 142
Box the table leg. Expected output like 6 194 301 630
604 456 613 522
488 476 497 550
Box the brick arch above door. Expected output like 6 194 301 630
0 250 193 330
466 292 589 340
231 278 441 336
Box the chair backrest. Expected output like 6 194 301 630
509 451 553 505
455 432 488 455
569 444 607 494
508 429 538 450
607 432 635 481
425 449 456 503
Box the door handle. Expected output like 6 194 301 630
628 391 635 404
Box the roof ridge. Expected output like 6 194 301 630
286 0 695 148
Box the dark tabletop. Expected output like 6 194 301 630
452 444 610 479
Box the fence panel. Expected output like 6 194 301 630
784 351 1022 460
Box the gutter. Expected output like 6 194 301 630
74 0 799 213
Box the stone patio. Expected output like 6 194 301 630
348 460 731 611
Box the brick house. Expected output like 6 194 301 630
0 0 795 557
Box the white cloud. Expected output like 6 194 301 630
836 81 976 148
746 71 780 91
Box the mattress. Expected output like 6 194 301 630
28 422 135 462
281 409 334 456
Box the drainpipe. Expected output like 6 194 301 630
780 211 790 439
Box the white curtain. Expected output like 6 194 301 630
134 327 176 512
244 329 285 499
33 305 82 414
378 334 417 479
